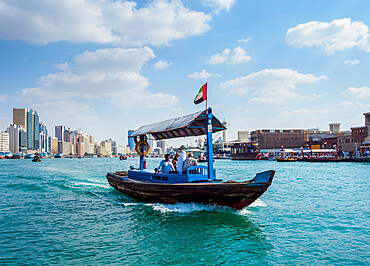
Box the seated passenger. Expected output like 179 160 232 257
172 153 180 171
177 149 187 174
157 154 175 174
183 152 198 173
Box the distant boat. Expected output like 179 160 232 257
276 157 299 162
304 157 350 162
230 142 260 160
25 154 35 159
5 153 13 159
54 154 63 158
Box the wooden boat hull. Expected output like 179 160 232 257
276 158 298 162
106 170 274 210
304 157 350 162
32 159 42 162
231 152 260 160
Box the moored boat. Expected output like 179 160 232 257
230 142 261 160
304 157 350 162
276 157 299 162
107 107 275 210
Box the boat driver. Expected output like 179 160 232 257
157 154 175 174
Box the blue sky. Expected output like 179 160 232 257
0 0 369 146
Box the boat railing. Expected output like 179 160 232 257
186 165 216 182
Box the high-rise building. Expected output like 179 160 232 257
128 130 135 151
13 108 28 131
6 124 22 153
26 109 39 150
55 125 66 142
19 129 27 153
157 140 166 154
50 137 58 154
0 132 10 152
101 140 112 155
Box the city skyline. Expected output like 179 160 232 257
0 0 370 147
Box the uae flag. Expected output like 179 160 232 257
194 83 207 105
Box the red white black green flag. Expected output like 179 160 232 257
194 83 207 105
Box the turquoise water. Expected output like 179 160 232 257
0 158 369 264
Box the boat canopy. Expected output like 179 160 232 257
130 109 226 140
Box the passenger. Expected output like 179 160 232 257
157 154 175 174
177 149 187 174
183 152 198 173
172 153 180 171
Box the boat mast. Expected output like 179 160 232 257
206 107 214 181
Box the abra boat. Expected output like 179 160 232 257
107 108 275 210
230 142 261 160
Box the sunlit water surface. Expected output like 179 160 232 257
0 158 369 264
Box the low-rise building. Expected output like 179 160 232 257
250 129 308 149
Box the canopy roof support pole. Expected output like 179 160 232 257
139 135 144 171
206 107 214 181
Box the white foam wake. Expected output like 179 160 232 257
147 202 230 213
249 199 266 207
72 181 111 189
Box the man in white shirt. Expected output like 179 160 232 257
177 149 187 174
157 154 175 174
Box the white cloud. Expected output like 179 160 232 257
0 0 212 46
238 37 251 43
154 60 173 70
343 86 370 98
202 0 236 13
344 60 360 65
208 47 251 65
0 94 7 101
188 69 221 79
285 18 370 54
220 68 328 103
20 47 178 108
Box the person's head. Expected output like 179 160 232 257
174 153 180 159
165 154 170 161
188 152 193 158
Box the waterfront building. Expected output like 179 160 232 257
96 145 106 155
26 109 39 150
75 142 84 156
19 129 27 153
86 143 94 154
329 123 341 133
116 145 130 155
128 130 135 151
58 141 71 155
89 135 94 144
363 112 370 145
0 132 10 152
6 124 22 153
250 129 308 149
50 137 58 155
157 140 166 154
55 125 66 142
101 140 112 155
13 108 28 131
